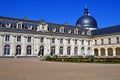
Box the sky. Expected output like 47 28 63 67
0 0 120 28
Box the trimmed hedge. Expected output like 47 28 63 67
43 55 120 63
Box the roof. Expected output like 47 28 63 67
92 25 120 36
0 16 90 37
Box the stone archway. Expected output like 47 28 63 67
101 48 105 56
116 47 120 56
94 48 98 56
108 48 113 56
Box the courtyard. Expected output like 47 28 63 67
0 58 120 80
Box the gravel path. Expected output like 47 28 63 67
0 58 120 80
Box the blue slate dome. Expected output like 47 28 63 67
76 7 98 28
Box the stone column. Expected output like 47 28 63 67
55 38 59 56
21 36 26 56
113 47 116 56
105 48 108 56
98 48 101 56
0 35 4 56
10 35 16 56
63 39 67 56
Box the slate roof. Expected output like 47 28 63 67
92 25 120 36
0 16 89 37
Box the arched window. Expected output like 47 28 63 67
108 48 113 56
81 47 84 55
87 47 91 55
74 47 78 55
4 45 10 56
116 47 120 56
94 48 98 56
51 46 55 56
74 28 79 34
59 46 63 55
27 45 31 55
38 46 44 56
101 48 105 56
67 47 71 55
59 27 64 33
16 45 21 55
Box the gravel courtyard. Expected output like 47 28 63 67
0 58 120 80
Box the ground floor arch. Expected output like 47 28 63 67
94 48 98 56
108 48 113 56
101 48 105 56
116 47 120 56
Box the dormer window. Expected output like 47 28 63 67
60 27 64 33
17 22 22 29
52 28 56 32
68 30 71 34
5 23 11 28
74 28 79 34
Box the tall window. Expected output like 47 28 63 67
59 27 64 33
116 37 119 44
87 47 91 55
40 37 44 43
67 47 71 55
108 38 111 44
75 40 77 45
5 35 10 41
17 36 21 42
60 39 63 44
27 45 31 55
27 37 31 42
52 38 55 43
16 45 21 55
95 40 97 45
81 47 84 55
4 45 10 56
74 47 78 55
68 39 70 44
101 39 104 45
88 40 90 45
59 46 63 55
51 46 55 56
38 46 44 56
82 40 84 45
74 28 79 34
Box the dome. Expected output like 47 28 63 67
76 7 98 29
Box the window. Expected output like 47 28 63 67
27 45 31 55
51 46 55 56
74 47 78 55
95 40 97 45
74 28 79 34
38 46 44 56
68 39 70 44
82 40 84 45
60 39 63 44
116 37 119 44
16 45 21 55
27 37 31 42
59 46 63 55
52 38 55 43
88 40 90 45
108 38 111 44
17 36 21 42
4 45 10 56
5 35 10 41
101 39 104 44
59 27 64 33
75 40 77 45
67 47 71 55
40 37 44 43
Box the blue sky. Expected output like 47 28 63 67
0 0 120 28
